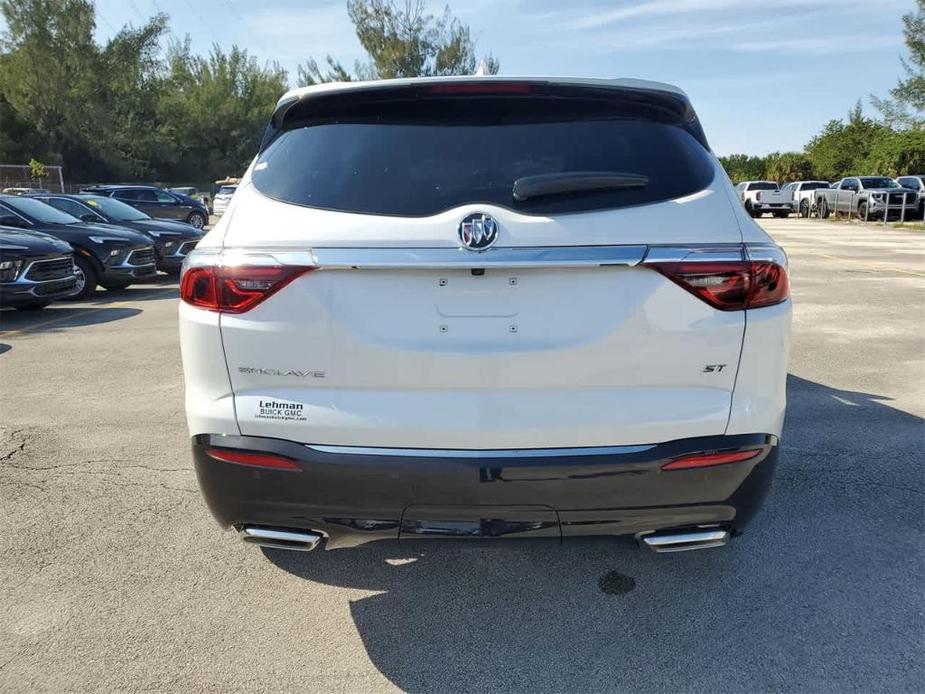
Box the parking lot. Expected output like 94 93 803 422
0 218 922 693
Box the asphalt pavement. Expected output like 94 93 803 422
0 217 922 693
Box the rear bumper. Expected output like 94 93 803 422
192 433 779 549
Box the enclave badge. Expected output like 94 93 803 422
458 213 499 251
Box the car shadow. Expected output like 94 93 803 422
263 375 924 692
0 306 143 333
82 279 178 303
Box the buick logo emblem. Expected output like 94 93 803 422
458 213 499 251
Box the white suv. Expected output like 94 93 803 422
179 77 791 554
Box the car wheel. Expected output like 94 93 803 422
819 199 830 219
744 200 756 217
67 255 98 300
187 212 207 229
858 202 869 220
14 301 51 310
799 199 810 218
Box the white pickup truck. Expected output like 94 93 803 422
782 180 830 218
734 181 791 218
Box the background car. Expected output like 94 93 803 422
0 227 78 310
32 193 202 275
895 175 925 218
168 186 212 214
0 194 156 298
734 181 792 217
81 185 210 230
815 177 918 220
212 184 237 216
781 180 830 218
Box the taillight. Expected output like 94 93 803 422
648 261 788 311
206 448 302 471
755 191 762 201
661 448 761 471
180 265 314 313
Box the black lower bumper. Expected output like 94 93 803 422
0 276 78 306
192 433 779 549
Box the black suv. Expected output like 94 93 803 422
0 194 156 298
32 194 202 274
81 185 210 229
0 227 79 310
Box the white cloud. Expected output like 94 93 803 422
732 34 899 55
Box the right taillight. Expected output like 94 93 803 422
649 260 788 311
180 264 314 313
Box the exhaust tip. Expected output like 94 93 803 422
639 528 729 553
240 526 324 552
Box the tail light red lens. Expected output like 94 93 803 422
206 448 302 471
180 265 314 313
649 261 788 311
661 448 762 471
755 191 762 201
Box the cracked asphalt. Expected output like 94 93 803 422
0 219 923 693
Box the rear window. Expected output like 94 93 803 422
747 182 779 191
800 182 829 191
252 99 715 217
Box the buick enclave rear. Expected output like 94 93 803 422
179 77 791 554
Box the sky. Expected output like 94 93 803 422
74 0 919 154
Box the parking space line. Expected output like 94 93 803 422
0 288 178 337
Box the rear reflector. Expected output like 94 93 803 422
661 448 762 471
206 448 302 471
181 264 314 313
648 261 788 311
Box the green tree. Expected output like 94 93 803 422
765 152 814 183
805 103 889 181
718 153 769 183
158 41 287 181
861 129 925 175
298 0 499 86
0 0 168 180
872 0 924 128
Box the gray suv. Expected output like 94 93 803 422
81 185 210 229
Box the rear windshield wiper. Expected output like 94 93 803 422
512 171 649 202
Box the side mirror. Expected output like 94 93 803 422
0 215 26 228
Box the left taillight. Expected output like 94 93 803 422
181 263 315 313
647 260 789 311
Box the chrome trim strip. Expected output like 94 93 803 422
306 443 656 458
195 243 786 271
310 245 649 269
642 244 745 263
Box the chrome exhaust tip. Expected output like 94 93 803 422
240 526 324 552
638 528 729 553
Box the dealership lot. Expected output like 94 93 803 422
0 219 922 693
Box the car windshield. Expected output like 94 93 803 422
2 196 81 224
84 196 150 221
860 177 899 189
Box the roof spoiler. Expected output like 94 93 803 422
258 80 710 154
